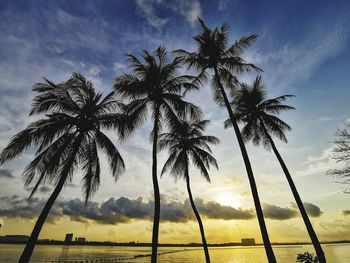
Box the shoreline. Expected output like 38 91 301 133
0 240 349 247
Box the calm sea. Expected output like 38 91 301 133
0 244 349 262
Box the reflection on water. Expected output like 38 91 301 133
58 245 70 261
0 244 349 262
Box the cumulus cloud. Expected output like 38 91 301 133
263 203 298 220
0 169 15 179
0 195 255 224
302 202 323 217
264 202 323 220
0 195 61 222
341 209 350 216
0 194 325 223
289 202 323 217
195 199 255 220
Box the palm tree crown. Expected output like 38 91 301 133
225 76 295 148
159 119 219 181
115 46 202 126
0 73 132 202
173 18 261 103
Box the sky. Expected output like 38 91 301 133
0 0 350 246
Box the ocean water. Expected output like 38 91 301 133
0 244 349 262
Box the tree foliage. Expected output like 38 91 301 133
328 122 350 192
0 73 132 202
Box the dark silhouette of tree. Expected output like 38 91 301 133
226 76 326 263
296 252 319 263
114 46 202 262
328 122 350 193
159 118 219 263
0 73 133 263
173 19 277 262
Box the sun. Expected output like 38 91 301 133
216 192 241 208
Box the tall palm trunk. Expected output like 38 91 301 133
213 68 276 263
185 166 211 263
260 121 326 263
151 104 161 263
19 135 82 263
19 174 67 263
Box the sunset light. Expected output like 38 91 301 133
0 0 349 262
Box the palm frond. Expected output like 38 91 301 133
81 139 100 203
95 130 125 181
159 117 218 183
224 34 258 57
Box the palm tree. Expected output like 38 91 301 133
173 19 277 262
158 118 219 263
114 46 202 262
226 76 326 262
0 73 133 263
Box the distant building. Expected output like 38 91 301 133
241 238 255 246
64 233 73 243
76 237 86 242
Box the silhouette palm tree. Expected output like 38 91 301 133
158 118 219 263
0 73 133 263
174 18 277 262
226 76 326 263
114 46 202 262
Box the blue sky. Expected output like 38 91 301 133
0 0 350 243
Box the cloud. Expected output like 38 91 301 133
61 197 256 223
341 209 350 216
0 195 61 222
0 195 255 224
263 203 298 220
169 0 201 26
194 198 255 220
302 202 323 217
0 193 324 223
113 62 126 72
134 0 202 28
263 202 323 220
255 12 350 92
39 186 52 194
0 169 15 179
135 0 168 28
88 65 102 77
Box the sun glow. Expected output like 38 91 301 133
216 192 241 208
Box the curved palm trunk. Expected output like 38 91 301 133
151 105 161 263
213 68 276 263
260 122 326 263
19 135 82 263
185 167 211 263
19 175 67 263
